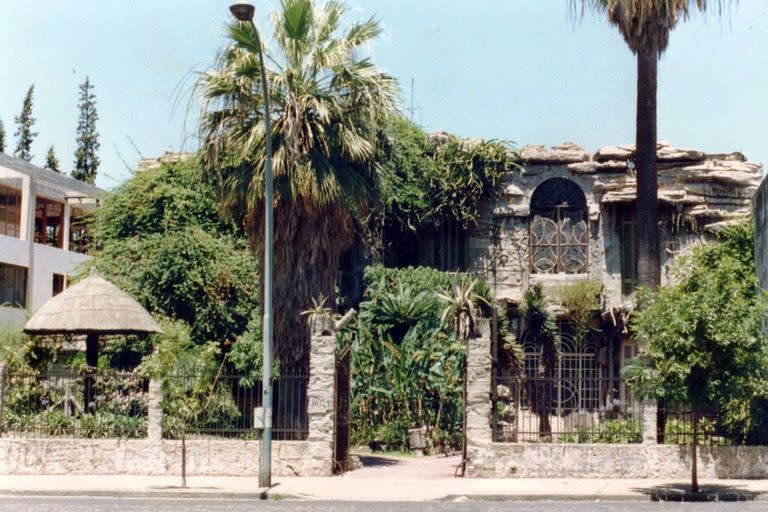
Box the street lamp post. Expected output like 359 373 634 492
229 2 274 489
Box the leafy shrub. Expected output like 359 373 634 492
628 221 768 444
142 320 242 438
89 159 260 346
559 419 641 444
351 266 466 453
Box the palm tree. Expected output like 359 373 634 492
574 1 725 491
196 0 397 368
521 284 559 440
573 0 722 291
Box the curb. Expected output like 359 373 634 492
2 489 765 503
441 492 767 503
0 490 273 500
441 494 642 502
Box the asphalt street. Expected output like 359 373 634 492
2 498 768 512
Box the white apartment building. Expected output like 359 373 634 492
0 153 104 328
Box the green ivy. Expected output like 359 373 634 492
372 117 520 259
89 159 260 348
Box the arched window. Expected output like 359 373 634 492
529 178 588 274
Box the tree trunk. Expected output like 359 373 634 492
84 333 99 413
635 48 661 292
691 410 699 493
657 397 666 444
247 199 353 371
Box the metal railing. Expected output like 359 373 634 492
492 374 642 443
161 369 308 440
0 369 308 440
656 406 728 446
0 370 148 438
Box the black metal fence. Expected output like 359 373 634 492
0 370 149 438
161 369 308 440
0 369 308 440
492 374 643 443
656 406 729 446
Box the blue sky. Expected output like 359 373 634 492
1 1 766 190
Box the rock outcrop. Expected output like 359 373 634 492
518 141 762 230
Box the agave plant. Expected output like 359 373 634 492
368 282 437 342
436 275 488 340
300 294 333 327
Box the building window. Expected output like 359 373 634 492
0 185 22 238
34 197 65 248
53 273 66 296
0 263 27 307
619 210 637 296
529 178 588 274
69 207 91 253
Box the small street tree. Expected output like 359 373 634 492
45 145 61 173
627 222 768 493
14 85 37 162
72 77 100 184
0 117 6 153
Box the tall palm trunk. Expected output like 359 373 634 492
635 48 660 292
248 199 353 370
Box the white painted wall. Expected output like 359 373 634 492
0 164 95 330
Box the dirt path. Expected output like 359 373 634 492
346 453 462 479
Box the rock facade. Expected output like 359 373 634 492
465 141 762 308
754 175 768 293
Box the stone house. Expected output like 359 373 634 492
411 140 762 426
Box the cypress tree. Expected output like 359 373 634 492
46 145 61 173
72 77 100 184
14 85 37 162
0 118 6 153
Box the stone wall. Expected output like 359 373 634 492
464 326 768 479
306 316 337 476
469 443 768 479
0 319 338 478
465 319 493 467
0 439 327 476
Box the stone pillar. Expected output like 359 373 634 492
642 399 658 445
465 318 494 476
147 379 163 441
306 316 336 476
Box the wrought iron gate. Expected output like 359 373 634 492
333 342 351 474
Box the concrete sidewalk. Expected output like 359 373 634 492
2 473 768 501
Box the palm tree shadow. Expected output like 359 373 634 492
633 483 763 502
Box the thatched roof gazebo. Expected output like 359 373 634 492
24 268 162 410
24 268 162 338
